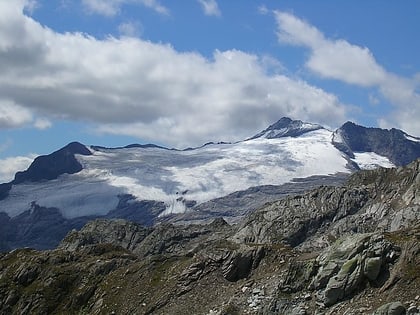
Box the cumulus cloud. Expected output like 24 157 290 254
275 11 386 86
275 11 420 136
82 0 169 17
0 100 33 129
0 1 348 148
198 0 221 17
0 154 37 183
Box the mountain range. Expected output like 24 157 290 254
0 117 419 251
0 150 418 314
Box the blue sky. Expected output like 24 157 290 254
0 0 419 182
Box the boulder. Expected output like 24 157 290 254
371 301 406 315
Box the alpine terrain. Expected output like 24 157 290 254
0 117 419 251
0 152 418 314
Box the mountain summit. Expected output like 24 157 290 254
251 117 324 139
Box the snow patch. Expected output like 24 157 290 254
352 152 395 170
404 134 420 143
332 130 345 144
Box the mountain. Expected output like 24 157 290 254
333 121 420 166
0 117 419 250
250 116 324 139
0 159 418 314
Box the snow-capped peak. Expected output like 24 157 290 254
251 117 324 139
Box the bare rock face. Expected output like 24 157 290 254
335 122 420 166
221 246 265 282
233 186 370 246
234 159 420 251
312 233 395 306
59 219 152 252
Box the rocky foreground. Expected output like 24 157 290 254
0 160 419 314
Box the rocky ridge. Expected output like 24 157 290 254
0 159 418 314
333 122 420 167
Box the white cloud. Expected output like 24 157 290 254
274 11 386 86
140 0 169 15
274 11 420 136
23 0 39 14
82 0 169 17
34 117 52 129
0 154 37 183
0 1 348 148
258 5 269 15
0 100 33 129
118 21 142 37
198 0 221 17
82 0 121 16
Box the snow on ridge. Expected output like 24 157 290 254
301 122 322 129
332 129 345 144
404 134 420 143
351 152 395 170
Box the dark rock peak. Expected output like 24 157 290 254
336 121 420 166
12 142 92 184
251 117 324 139
63 141 92 155
267 117 295 129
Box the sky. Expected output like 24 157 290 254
0 0 419 182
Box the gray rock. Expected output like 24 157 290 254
308 233 395 306
59 219 152 252
222 246 264 282
364 256 382 280
371 301 406 315
14 263 40 286
407 305 419 315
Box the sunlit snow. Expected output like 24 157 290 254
351 152 395 170
404 134 420 143
2 129 353 218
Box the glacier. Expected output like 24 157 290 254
0 127 400 219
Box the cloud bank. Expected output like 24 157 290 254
275 11 420 135
0 0 348 148
0 155 36 183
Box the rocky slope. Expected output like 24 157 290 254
0 159 418 314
